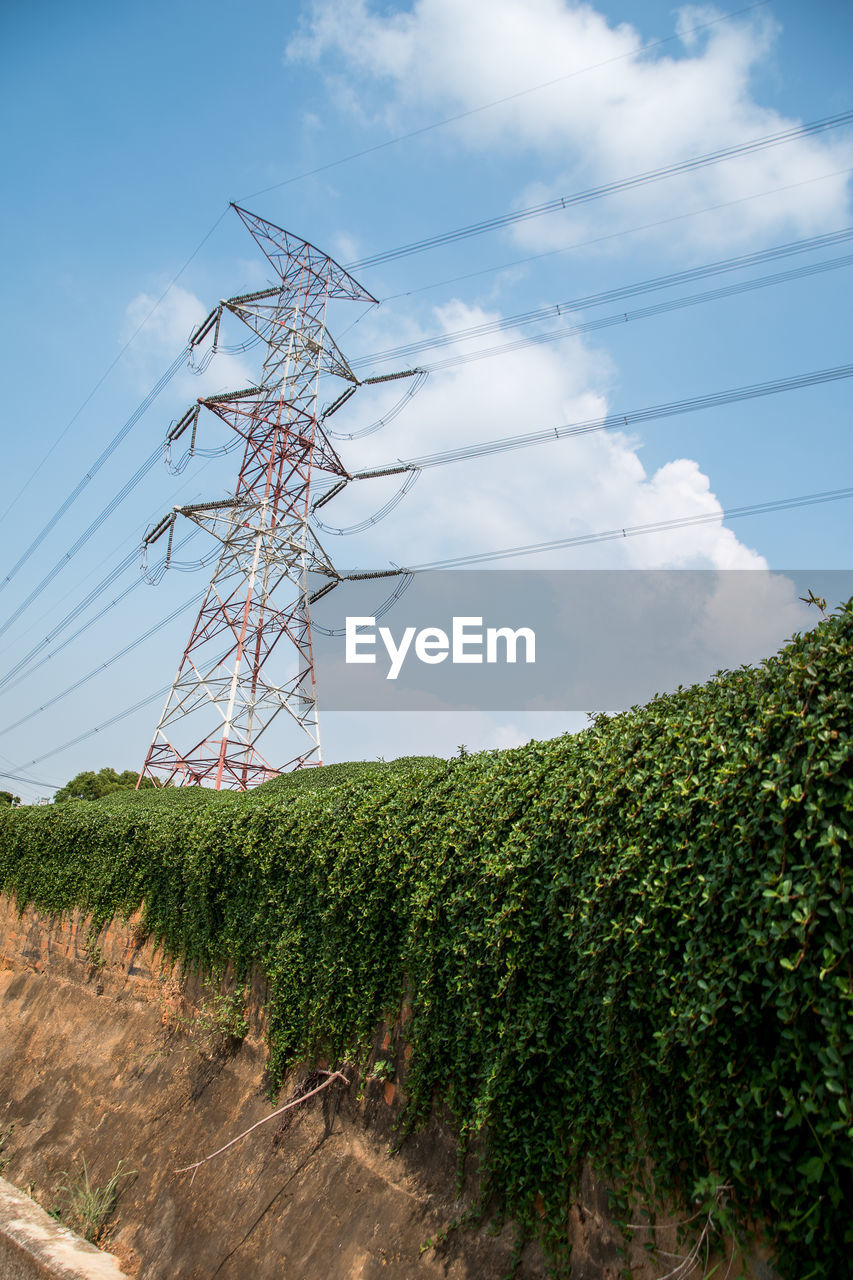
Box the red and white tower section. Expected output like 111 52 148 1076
138 206 379 789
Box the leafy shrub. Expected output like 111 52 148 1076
1 611 851 1277
254 755 442 796
53 768 155 803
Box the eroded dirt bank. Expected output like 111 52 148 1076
0 895 778 1280
0 896 607 1279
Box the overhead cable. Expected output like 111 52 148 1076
16 638 232 770
349 363 853 479
324 370 429 441
0 206 229 531
356 226 853 368
0 577 141 698
398 485 853 571
0 441 168 644
6 233 847 628
18 478 851 770
13 186 847 625
0 770 60 791
416 252 853 374
0 346 190 594
0 530 199 695
340 484 853 578
240 1 772 200
17 686 174 770
313 470 421 535
0 549 139 692
0 594 204 738
384 166 853 302
346 109 853 271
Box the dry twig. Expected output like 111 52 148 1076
173 1069 349 1178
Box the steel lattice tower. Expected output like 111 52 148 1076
138 206 377 789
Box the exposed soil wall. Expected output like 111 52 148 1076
0 894 777 1280
0 895 560 1278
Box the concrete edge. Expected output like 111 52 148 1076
0 1177 130 1280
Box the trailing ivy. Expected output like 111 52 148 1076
1 607 851 1277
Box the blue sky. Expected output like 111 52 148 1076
1 0 851 800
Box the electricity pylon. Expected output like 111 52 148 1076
138 205 377 789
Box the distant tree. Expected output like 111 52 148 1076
0 790 20 806
53 768 154 803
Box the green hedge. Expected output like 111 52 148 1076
254 754 441 796
1 606 851 1277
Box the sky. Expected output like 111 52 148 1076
1 0 851 801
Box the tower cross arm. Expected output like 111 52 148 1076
231 204 379 305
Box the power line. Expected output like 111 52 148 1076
13 178 848 623
10 360 846 744
0 395 247 689
0 530 199 695
12 260 845 673
14 223 844 607
396 485 853 571
383 167 853 301
0 429 231 672
318 255 853 522
8 158 847 746
0 442 168 645
17 685 173 771
0 519 157 662
239 0 772 201
346 109 853 271
0 345 190 594
0 207 229 531
0 576 142 697
416 252 853 375
0 549 139 693
7 218 847 626
0 594 204 738
8 80 846 623
350 362 853 480
15 476 852 773
0 769 61 791
354 226 853 369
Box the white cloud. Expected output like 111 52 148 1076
288 0 852 250
320 299 767 570
122 285 255 401
123 283 207 356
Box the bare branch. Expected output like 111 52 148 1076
173 1069 349 1176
